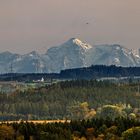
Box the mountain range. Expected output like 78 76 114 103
0 38 140 73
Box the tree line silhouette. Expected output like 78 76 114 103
1 65 140 81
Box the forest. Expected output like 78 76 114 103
1 80 140 139
1 118 140 140
0 80 140 121
1 65 140 81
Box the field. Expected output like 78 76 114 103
1 120 70 124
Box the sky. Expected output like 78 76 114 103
0 0 140 54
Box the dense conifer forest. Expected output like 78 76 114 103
1 118 140 140
1 80 140 121
1 79 140 139
1 65 140 81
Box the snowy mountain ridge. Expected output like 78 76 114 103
0 38 140 73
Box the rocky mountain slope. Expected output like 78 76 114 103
0 38 140 73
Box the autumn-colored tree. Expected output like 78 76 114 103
122 127 140 140
0 125 15 140
97 105 127 120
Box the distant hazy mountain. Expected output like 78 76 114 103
0 38 140 73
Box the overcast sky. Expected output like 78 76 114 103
0 0 140 54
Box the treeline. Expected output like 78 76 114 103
1 118 140 140
60 65 140 79
59 80 113 89
0 80 140 120
1 65 140 81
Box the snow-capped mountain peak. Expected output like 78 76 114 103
65 38 92 50
0 38 140 73
27 51 39 57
